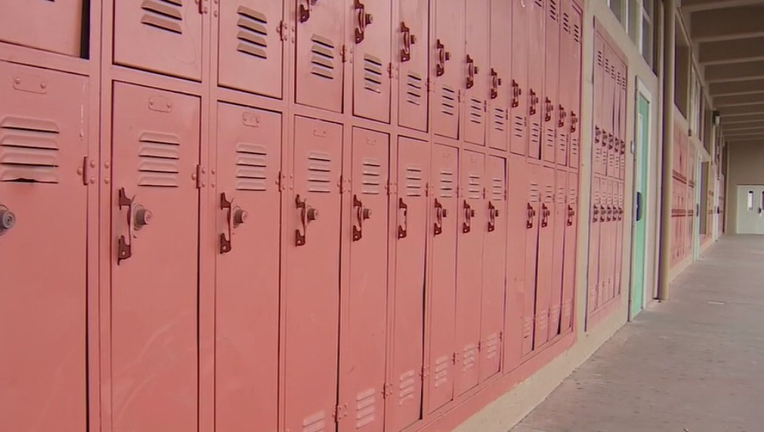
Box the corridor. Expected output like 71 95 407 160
512 236 764 432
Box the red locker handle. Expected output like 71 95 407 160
295 194 318 246
529 89 538 116
436 39 450 77
434 198 447 236
592 204 599 223
594 126 601 144
463 200 475 233
544 98 553 122
558 105 566 128
526 203 536 229
352 194 371 241
466 55 475 89
354 0 373 43
401 22 414 62
620 139 626 155
567 204 575 226
299 0 318 23
608 134 614 149
487 201 499 232
490 69 501 99
220 193 248 254
570 111 578 133
398 198 408 239
117 188 152 264
541 203 550 228
511 80 521 107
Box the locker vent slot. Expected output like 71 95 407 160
307 151 332 193
512 115 524 138
557 185 566 204
235 143 268 191
441 86 456 116
545 126 555 148
468 173 482 199
406 73 423 106
439 169 454 198
364 55 384 94
138 132 180 187
491 176 503 200
530 122 541 145
362 158 382 195
522 316 533 340
355 388 377 428
558 131 568 157
405 165 424 197
398 370 416 405
310 35 336 80
485 334 500 360
529 182 540 202
462 344 477 372
0 117 60 184
493 107 506 132
141 0 184 35
544 183 554 203
534 0 544 7
562 12 570 33
236 6 269 60
597 50 603 66
469 98 483 124
574 24 581 43
548 0 558 20
302 411 327 432
433 355 450 388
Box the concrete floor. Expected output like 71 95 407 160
511 236 764 432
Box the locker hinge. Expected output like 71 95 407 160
382 383 394 399
386 179 397 196
420 365 430 378
278 20 288 41
477 341 483 352
484 100 488 112
277 170 286 191
452 352 459 365
426 78 432 93
341 45 347 63
333 404 348 423
388 62 393 79
81 156 91 186
426 182 431 197
458 89 463 102
195 164 203 189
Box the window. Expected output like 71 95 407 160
610 0 655 68
748 191 754 211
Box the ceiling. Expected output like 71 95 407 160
683 0 764 144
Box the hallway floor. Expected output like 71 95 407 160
510 236 764 432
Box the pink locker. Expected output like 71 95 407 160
111 83 200 432
568 4 582 168
587 176 601 315
353 0 392 122
509 0 529 156
619 62 628 180
488 0 511 151
217 0 284 98
534 166 555 349
523 164 542 355
340 128 390 432
556 3 571 166
114 0 203 80
433 0 466 139
398 0 429 132
601 179 614 303
548 170 566 339
391 137 429 430
527 0 545 160
295 0 345 112
593 34 605 175
542 0 560 164
285 117 342 432
464 0 491 146
0 0 83 56
0 63 88 432
455 150 486 395
427 142 458 413
214 104 280 432
560 171 578 333
614 181 623 296
481 156 507 381
503 156 529 370
602 48 613 178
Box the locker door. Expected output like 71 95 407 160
542 0 559 164
600 180 613 303
464 0 490 146
604 49 616 178
548 170 566 339
480 156 507 381
455 150 485 395
587 177 600 315
295 0 345 112
214 104 280 432
398 0 429 132
353 0 392 122
114 0 203 80
488 0 511 151
527 0 545 160
593 35 604 175
560 171 578 333
556 5 571 166
427 143 457 413
0 63 88 432
522 165 541 355
218 0 284 98
533 166 554 348
390 137 429 430
111 83 200 432
341 128 389 432
614 181 623 296
619 65 627 180
568 7 582 168
285 117 342 432
0 0 83 56
509 0 529 156
504 156 528 369
433 0 465 139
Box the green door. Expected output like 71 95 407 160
631 94 650 318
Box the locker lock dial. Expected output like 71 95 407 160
0 206 16 234
134 207 152 230
355 0 374 43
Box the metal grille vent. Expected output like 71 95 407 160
485 334 500 360
138 132 180 187
534 0 544 7
574 24 581 43
597 51 603 66
307 151 332 193
529 181 540 202
530 122 541 146
493 106 506 132
549 0 558 20
235 142 268 191
355 388 377 429
398 370 416 405
491 176 503 201
405 165 424 197
406 73 423 106
141 0 183 34
302 411 327 432
361 157 382 195
544 183 554 203
0 116 60 184
439 169 454 198
468 173 482 199
441 86 456 116
364 54 384 94
433 356 450 388
545 125 555 150
568 187 577 205
557 184 565 204
558 130 569 157
310 35 336 80
462 344 477 372
562 12 570 33
469 98 483 125
236 6 268 60
513 115 524 138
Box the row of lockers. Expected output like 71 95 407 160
671 124 697 266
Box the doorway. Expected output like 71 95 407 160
630 84 651 319
736 185 764 234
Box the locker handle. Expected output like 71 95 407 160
544 97 553 122
541 203 550 228
488 201 499 232
295 194 318 246
620 139 626 155
354 0 373 43
0 205 16 234
401 22 415 62
436 39 449 77
398 198 408 239
592 204 599 223
490 69 501 99
570 111 578 133
466 55 475 89
299 0 318 23
526 203 536 229
220 193 248 254
558 105 567 128
511 80 521 108
529 89 538 116
116 188 151 264
463 200 475 233
434 198 447 236
608 134 614 150
594 126 601 144
567 204 575 226
353 194 371 242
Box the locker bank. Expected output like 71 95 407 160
0 0 644 431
